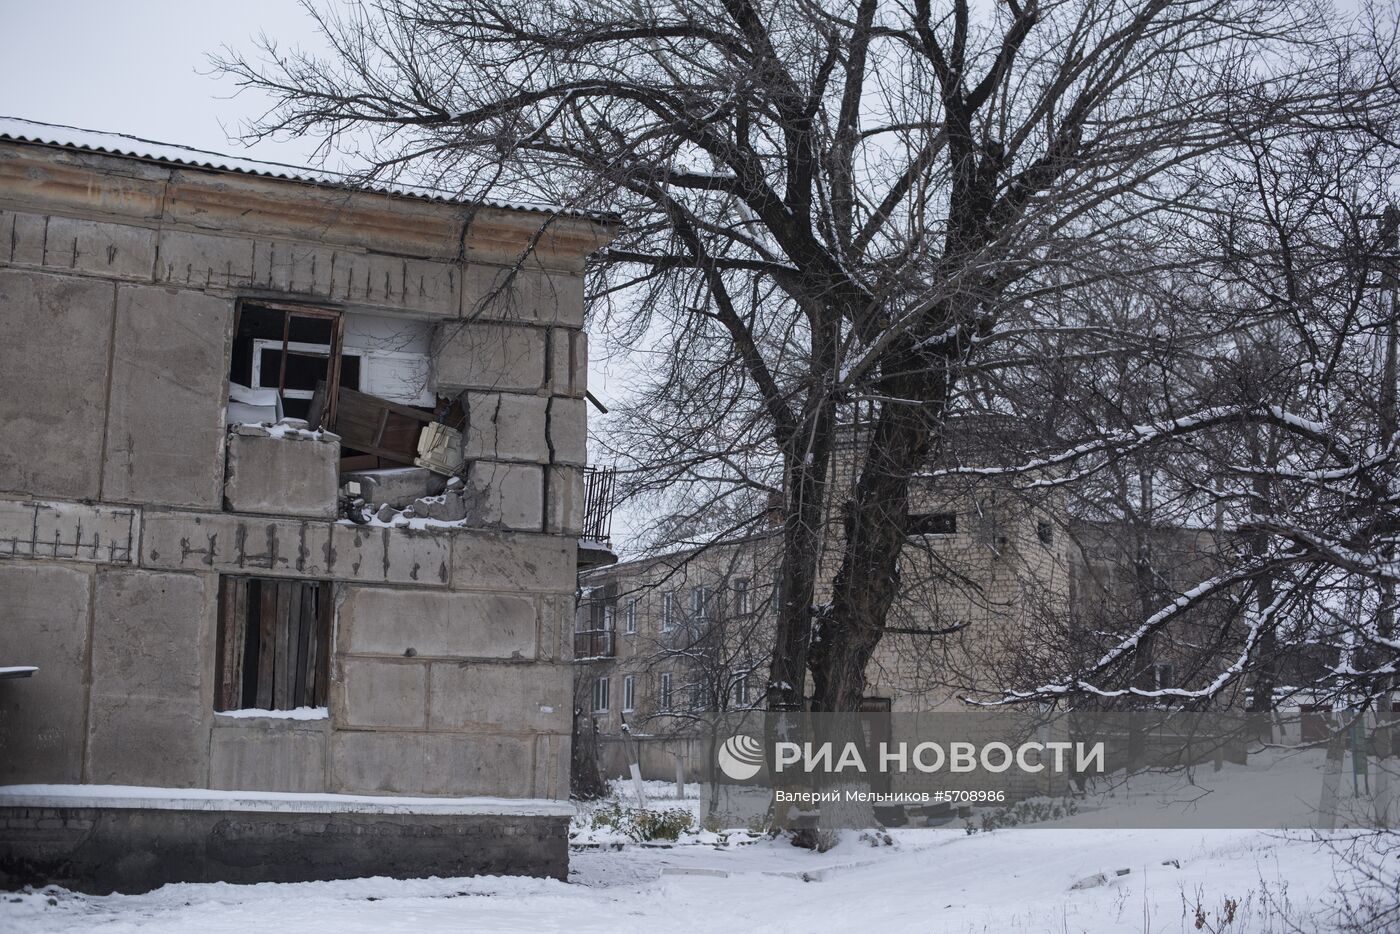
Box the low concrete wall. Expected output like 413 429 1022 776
0 800 568 894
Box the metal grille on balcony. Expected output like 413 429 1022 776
581 466 617 545
573 629 615 659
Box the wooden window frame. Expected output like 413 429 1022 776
235 301 346 428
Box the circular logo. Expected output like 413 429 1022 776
717 734 764 781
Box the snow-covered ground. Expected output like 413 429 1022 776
1 758 1384 933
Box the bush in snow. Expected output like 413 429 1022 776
589 802 694 842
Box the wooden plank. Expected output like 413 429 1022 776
256 579 277 709
304 583 321 708
313 583 333 707
228 579 248 710
294 583 314 707
215 578 237 711
274 581 295 709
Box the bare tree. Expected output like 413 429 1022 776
218 0 1383 715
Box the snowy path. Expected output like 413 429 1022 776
1 826 1344 933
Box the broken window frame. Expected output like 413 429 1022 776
234 300 347 428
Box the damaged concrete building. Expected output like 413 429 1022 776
0 119 617 891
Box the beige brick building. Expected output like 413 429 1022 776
576 423 1081 780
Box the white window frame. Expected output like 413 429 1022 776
659 672 673 710
661 592 675 631
251 338 434 406
691 584 711 620
624 598 638 633
622 674 636 712
592 676 610 713
603 602 616 632
251 339 362 401
734 578 750 615
732 675 751 708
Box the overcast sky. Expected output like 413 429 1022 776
0 0 328 164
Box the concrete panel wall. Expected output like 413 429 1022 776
85 569 215 787
329 731 535 796
0 139 602 811
209 719 328 793
427 662 571 734
449 532 575 593
102 285 232 508
141 512 452 586
0 562 93 784
223 429 339 519
462 263 585 328
0 270 115 499
432 322 548 393
338 587 539 659
0 208 157 281
0 499 137 565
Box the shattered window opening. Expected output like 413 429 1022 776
229 302 347 425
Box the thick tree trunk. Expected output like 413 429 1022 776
812 362 948 712
766 410 836 712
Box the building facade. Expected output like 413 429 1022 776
0 120 615 890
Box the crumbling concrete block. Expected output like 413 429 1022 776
338 586 538 659
223 431 340 520
155 229 255 289
533 733 570 799
463 392 549 463
0 562 93 784
85 568 215 787
103 285 232 508
329 730 535 796
335 658 428 730
140 510 451 586
545 465 584 536
462 263 585 328
245 240 462 316
0 499 138 564
209 718 329 792
465 461 544 531
1 209 157 281
547 396 588 466
0 269 114 500
449 531 575 593
431 322 547 393
427 662 571 734
405 488 469 522
571 331 588 397
343 466 444 509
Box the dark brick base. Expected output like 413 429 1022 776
0 806 568 894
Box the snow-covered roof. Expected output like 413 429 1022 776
0 116 609 221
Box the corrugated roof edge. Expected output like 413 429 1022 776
0 116 618 223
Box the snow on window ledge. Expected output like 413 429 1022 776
216 706 329 721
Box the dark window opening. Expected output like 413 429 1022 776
907 512 957 536
215 576 332 712
229 303 350 424
1037 520 1055 546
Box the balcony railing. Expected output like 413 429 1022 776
581 466 617 545
573 629 615 660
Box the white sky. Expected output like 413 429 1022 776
0 0 328 163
